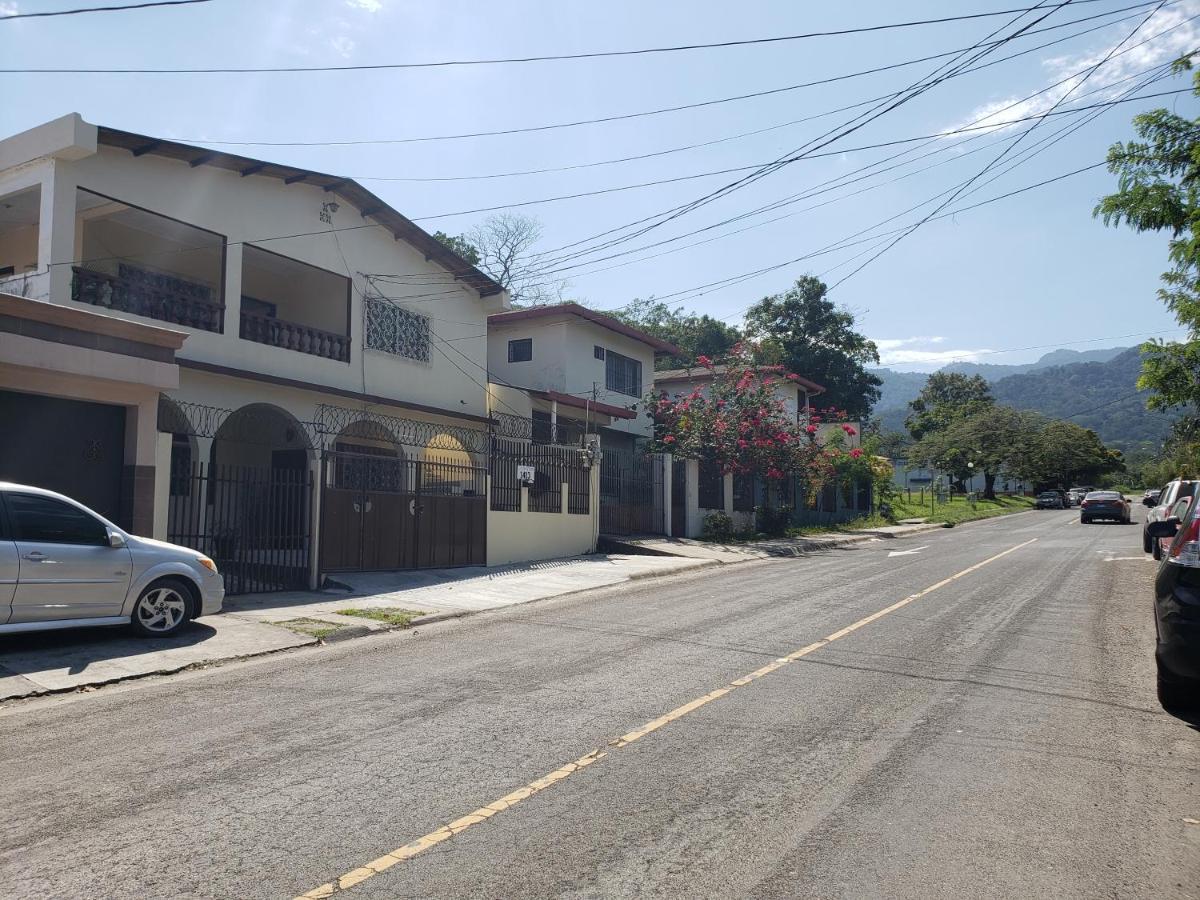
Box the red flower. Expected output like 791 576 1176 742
805 424 818 435
850 448 863 459
663 435 675 444
696 355 713 367
842 424 857 436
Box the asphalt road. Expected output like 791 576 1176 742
1 506 1197 899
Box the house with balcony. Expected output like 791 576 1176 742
0 114 510 592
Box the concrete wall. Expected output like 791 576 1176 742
485 466 600 566
0 121 499 421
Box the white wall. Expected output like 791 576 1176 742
485 471 599 566
13 136 496 420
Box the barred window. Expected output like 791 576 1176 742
605 350 642 397
365 297 430 362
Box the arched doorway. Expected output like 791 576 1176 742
205 403 314 593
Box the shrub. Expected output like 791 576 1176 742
754 504 792 537
702 510 735 542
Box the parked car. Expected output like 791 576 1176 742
0 483 224 637
1143 488 1162 506
1145 505 1200 725
1144 480 1199 560
1036 491 1066 509
1066 490 1083 507
1079 490 1131 524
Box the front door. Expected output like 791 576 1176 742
4 492 132 622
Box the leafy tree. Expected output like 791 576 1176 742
743 275 883 420
430 231 481 267
1095 57 1200 420
908 406 1039 499
1032 420 1125 488
607 297 742 370
905 372 994 440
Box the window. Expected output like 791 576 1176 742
6 493 108 545
365 297 430 362
605 350 642 397
594 345 605 360
508 338 532 363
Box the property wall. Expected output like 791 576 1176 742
485 471 599 567
18 137 496 420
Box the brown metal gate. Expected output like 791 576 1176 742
320 449 486 572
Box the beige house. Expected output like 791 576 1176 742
0 114 516 591
487 303 680 451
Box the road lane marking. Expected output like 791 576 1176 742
887 545 928 558
297 537 1038 898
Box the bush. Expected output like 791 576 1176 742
754 504 792 537
702 510 735 542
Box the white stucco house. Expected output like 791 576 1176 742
486 302 681 451
0 113 528 591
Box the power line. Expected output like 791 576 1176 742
0 0 1139 72
0 0 210 20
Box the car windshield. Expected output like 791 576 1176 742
1039 492 1058 498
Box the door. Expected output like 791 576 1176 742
4 492 132 623
0 505 16 624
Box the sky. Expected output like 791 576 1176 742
2 0 1197 371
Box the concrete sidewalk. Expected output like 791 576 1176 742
0 526 937 702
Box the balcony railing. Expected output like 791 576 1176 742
72 266 224 333
239 310 351 363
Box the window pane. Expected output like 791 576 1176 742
365 297 430 362
8 493 108 545
508 338 532 363
605 350 642 396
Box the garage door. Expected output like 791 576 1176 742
0 390 126 525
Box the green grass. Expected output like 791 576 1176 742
849 493 1036 530
336 607 424 627
273 618 345 640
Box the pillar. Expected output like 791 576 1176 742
661 452 673 537
684 458 702 538
39 160 78 304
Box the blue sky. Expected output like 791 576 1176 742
2 0 1196 370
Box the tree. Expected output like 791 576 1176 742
606 297 742 369
431 231 481 266
1032 420 1124 488
908 406 1040 499
905 371 993 440
434 213 565 306
1095 57 1200 421
743 275 883 420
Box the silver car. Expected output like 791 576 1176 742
0 483 223 637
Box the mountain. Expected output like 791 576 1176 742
869 346 1175 452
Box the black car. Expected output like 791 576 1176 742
1146 506 1200 725
1035 491 1065 509
1079 490 1131 524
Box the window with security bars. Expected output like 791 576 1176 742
365 297 430 362
605 350 641 397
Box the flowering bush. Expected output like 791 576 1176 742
646 347 861 505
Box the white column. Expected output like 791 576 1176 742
153 431 172 540
661 452 673 537
723 473 734 518
222 242 243 338
550 399 558 444
685 458 701 538
39 160 78 304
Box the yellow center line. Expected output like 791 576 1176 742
297 537 1038 899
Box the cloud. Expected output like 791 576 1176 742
0 2 18 16
329 34 356 58
873 337 990 369
944 3 1200 136
345 0 383 11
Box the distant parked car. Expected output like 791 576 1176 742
1143 488 1162 506
1066 490 1083 507
0 483 224 637
1144 480 1199 560
1036 491 1066 509
1145 504 1200 725
1079 490 1131 524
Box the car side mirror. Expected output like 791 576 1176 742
1147 518 1180 539
1143 498 1155 507
108 530 127 549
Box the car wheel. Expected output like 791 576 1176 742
1081 517 1091 524
1153 540 1163 561
130 579 192 637
1144 530 1153 553
1157 666 1200 723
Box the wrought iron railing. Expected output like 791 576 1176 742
239 310 351 363
72 266 224 332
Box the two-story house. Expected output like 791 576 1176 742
486 303 679 450
0 114 509 592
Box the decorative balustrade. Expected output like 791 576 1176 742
71 266 224 333
239 310 351 362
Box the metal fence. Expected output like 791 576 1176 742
167 461 313 595
599 446 665 535
489 438 590 514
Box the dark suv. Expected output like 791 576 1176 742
1036 491 1065 509
1146 504 1200 725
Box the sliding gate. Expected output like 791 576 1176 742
320 449 486 571
599 446 666 536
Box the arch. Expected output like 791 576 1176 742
331 419 405 491
423 433 477 495
211 402 313 472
